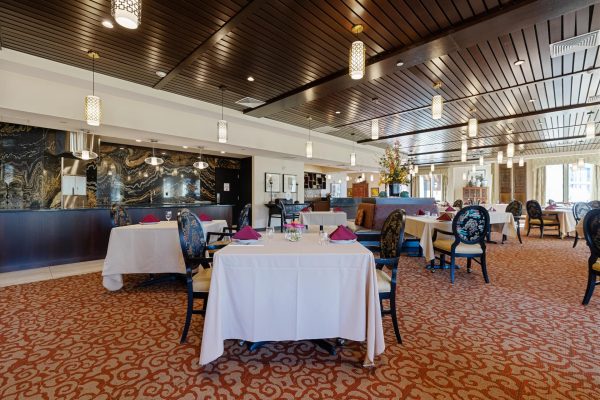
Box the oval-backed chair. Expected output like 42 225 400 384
110 204 130 227
573 202 591 248
431 205 490 284
503 200 523 244
525 200 560 238
582 209 600 305
453 199 463 209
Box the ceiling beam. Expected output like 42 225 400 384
244 0 597 118
153 0 268 90
357 101 600 144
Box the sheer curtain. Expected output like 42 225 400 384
532 167 546 203
594 166 600 200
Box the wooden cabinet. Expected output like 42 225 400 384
463 186 488 204
352 181 369 198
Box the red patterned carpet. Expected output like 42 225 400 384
1 234 600 399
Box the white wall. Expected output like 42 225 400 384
252 156 305 229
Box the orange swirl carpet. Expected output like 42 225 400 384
1 234 599 399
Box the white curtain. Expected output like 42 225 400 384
532 167 546 203
594 166 600 200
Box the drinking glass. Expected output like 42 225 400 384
319 231 328 245
165 211 172 221
266 226 275 239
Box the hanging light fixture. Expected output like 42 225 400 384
346 176 350 181
461 138 468 154
349 24 366 80
507 142 515 158
507 158 513 168
350 151 356 166
217 86 228 144
497 150 503 163
371 119 379 140
519 155 525 167
84 51 101 127
479 155 484 166
193 147 209 169
471 164 476 173
370 174 374 182
145 139 164 166
430 164 435 172
431 82 443 120
414 165 419 174
462 172 467 181
306 116 313 159
71 130 98 160
586 120 595 139
578 157 585 168
111 0 142 29
461 153 467 162
467 117 478 138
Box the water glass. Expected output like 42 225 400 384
165 211 172 221
319 231 328 245
266 226 275 239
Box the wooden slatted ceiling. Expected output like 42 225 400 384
0 0 597 164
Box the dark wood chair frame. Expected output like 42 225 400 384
206 203 252 243
502 200 523 244
525 200 560 238
573 202 591 248
431 205 490 284
582 209 600 305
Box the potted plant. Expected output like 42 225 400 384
378 141 409 197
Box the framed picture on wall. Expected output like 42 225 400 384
370 187 379 197
283 174 297 193
265 173 281 193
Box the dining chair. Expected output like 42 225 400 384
452 199 463 208
359 209 405 344
525 200 560 238
502 200 523 244
176 209 224 343
573 202 591 248
110 204 130 227
588 200 600 209
431 205 490 284
206 203 253 248
582 209 600 305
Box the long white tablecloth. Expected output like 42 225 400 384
102 220 228 291
524 208 576 238
299 211 348 227
200 233 384 366
405 213 517 261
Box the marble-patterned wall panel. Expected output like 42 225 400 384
97 143 240 206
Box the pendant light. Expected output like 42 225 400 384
217 86 228 144
519 155 524 167
578 158 585 168
414 165 419 174
467 117 478 138
471 164 476 173
306 116 313 159
461 138 468 154
111 0 142 29
586 120 595 139
462 172 467 181
71 130 98 160
193 147 208 170
370 174 374 182
430 164 435 172
507 158 513 169
461 153 467 162
431 82 443 120
350 151 356 167
349 24 366 80
145 139 164 166
371 119 379 140
479 155 484 166
507 142 515 158
84 51 101 127
497 151 503 163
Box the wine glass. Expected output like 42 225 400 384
266 226 275 239
165 211 172 221
319 231 328 245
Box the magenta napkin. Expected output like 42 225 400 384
437 213 452 221
141 214 160 223
333 207 343 212
545 205 556 210
232 226 262 240
488 207 496 212
417 209 425 216
445 206 455 212
329 225 357 241
199 213 212 221
301 207 311 212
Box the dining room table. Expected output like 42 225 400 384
524 207 576 238
199 232 385 367
102 219 228 291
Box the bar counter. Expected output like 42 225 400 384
0 204 234 273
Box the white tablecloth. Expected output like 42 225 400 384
405 213 516 261
299 211 348 227
102 220 228 291
200 233 385 366
525 208 576 238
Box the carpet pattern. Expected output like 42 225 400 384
1 234 600 399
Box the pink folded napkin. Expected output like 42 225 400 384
141 214 160 223
199 213 212 221
445 206 455 212
232 226 262 240
301 207 311 212
437 213 452 221
329 225 357 241
417 209 425 215
333 207 342 212
546 205 556 210
488 207 496 212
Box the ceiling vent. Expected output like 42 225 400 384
550 30 600 58
554 140 575 147
314 125 340 134
235 97 265 108
587 94 600 103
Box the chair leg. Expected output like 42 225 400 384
450 255 456 283
481 254 490 284
540 225 544 238
389 291 402 344
573 233 578 248
517 225 522 244
180 295 194 344
526 224 531 236
268 214 272 228
582 272 596 305
440 254 446 268
466 258 472 273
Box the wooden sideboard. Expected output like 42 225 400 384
463 186 489 204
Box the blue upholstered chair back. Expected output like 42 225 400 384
177 209 207 264
584 209 600 258
379 209 406 259
238 203 251 229
453 205 490 245
110 204 130 227
574 202 591 223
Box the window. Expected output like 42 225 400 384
418 174 443 201
545 163 594 203
567 163 593 202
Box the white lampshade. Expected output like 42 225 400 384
327 175 332 179
306 141 313 158
414 165 419 174
472 164 476 173
144 156 164 166
461 139 468 154
350 152 356 166
430 164 435 172
519 156 524 167
370 174 374 182
111 0 141 29
349 40 366 80
193 159 208 169
507 142 515 158
461 153 467 162
462 172 467 180
84 95 101 126
468 118 478 138
371 119 379 140
497 151 503 163
586 121 595 139
432 95 443 120
345 176 349 181
73 149 98 161
507 158 513 168
578 158 585 168
217 120 228 143
479 156 484 166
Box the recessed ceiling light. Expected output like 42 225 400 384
514 60 525 66
528 99 536 103
396 61 404 67
182 145 189 149
335 111 341 114
102 20 114 29
119 147 125 150
161 152 167 155
220 150 226 154
247 76 254 82
135 139 142 142
156 71 167 78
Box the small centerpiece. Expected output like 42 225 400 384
379 141 410 197
284 222 304 242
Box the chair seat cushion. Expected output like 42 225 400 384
192 268 212 292
376 269 391 293
529 218 559 225
433 239 483 255
593 262 600 272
